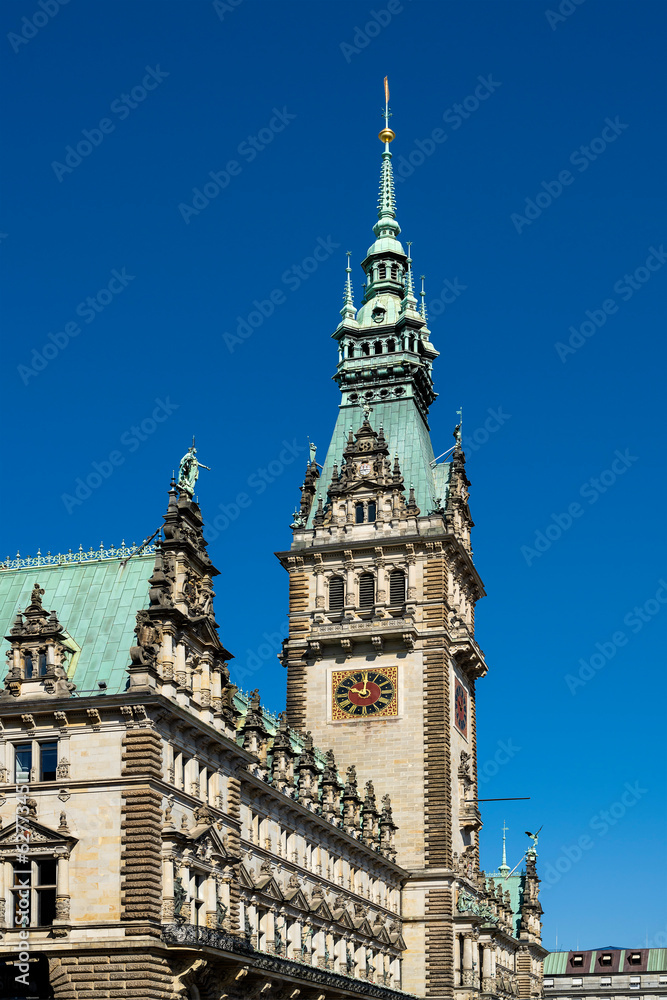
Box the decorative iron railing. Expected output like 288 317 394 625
1 541 157 571
161 923 414 998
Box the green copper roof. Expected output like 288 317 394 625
0 553 154 696
543 953 568 975
486 868 524 938
314 397 451 524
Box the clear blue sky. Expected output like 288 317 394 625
2 0 665 950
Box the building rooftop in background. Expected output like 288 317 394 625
544 948 667 1000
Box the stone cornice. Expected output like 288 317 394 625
242 770 408 880
276 530 485 600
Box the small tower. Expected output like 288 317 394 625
1 583 76 699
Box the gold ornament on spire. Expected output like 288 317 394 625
379 76 396 144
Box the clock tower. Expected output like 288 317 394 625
277 94 543 999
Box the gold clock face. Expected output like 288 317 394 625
331 667 398 721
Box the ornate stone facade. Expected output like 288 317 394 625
0 98 545 1000
0 487 407 1000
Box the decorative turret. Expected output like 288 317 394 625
362 780 380 847
239 689 270 774
444 424 473 553
342 764 362 836
270 711 296 794
320 748 343 824
1 583 76 699
295 731 319 808
128 459 237 738
379 794 397 861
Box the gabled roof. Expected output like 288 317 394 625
0 818 78 851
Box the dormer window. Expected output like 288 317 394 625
571 956 584 967
628 954 642 965
599 955 612 966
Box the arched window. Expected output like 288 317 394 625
329 576 344 610
378 263 386 279
355 503 365 524
408 336 415 352
347 343 355 358
367 501 376 522
390 264 398 280
359 573 375 608
362 343 370 357
389 570 406 606
386 338 395 352
374 341 382 355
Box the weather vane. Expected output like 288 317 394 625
379 77 395 144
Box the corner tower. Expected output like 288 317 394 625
277 86 543 999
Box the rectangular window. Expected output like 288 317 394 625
630 979 640 989
601 978 612 986
359 573 375 608
328 577 344 610
15 744 32 783
659 977 667 985
11 858 57 927
572 978 583 986
40 742 58 781
36 860 57 925
544 980 554 988
12 861 32 926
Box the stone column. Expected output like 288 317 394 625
390 952 401 989
288 917 301 958
54 849 70 922
482 942 496 992
405 549 417 602
0 857 7 925
462 934 474 986
375 552 387 606
199 655 212 709
162 855 174 921
313 925 325 967
203 873 216 928
314 566 325 609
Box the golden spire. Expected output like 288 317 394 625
378 76 396 144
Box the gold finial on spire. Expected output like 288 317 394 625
378 76 396 144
